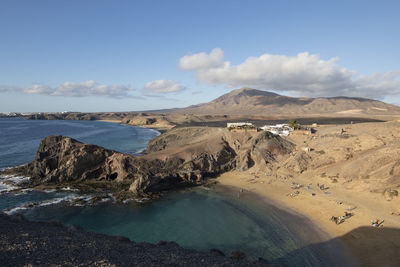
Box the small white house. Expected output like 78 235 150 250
227 122 257 132
227 122 254 128
260 124 293 136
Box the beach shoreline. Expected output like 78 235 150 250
96 119 169 134
216 170 400 266
210 182 359 266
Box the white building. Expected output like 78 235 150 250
227 122 257 132
227 122 254 128
260 124 293 136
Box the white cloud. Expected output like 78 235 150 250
144 80 184 93
180 49 400 99
179 48 224 70
0 80 135 98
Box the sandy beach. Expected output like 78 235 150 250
217 170 400 266
96 119 123 123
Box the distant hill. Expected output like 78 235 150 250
176 88 400 116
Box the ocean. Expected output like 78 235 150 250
0 118 347 266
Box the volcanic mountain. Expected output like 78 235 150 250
177 88 400 116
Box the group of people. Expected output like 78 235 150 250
291 182 303 189
317 183 329 191
331 211 353 225
287 191 300 197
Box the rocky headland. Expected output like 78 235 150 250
5 119 400 202
1 127 294 199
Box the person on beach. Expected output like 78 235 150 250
237 188 244 198
344 211 352 218
371 219 384 227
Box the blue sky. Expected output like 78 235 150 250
1 0 399 112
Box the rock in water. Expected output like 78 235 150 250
3 128 295 198
29 135 115 182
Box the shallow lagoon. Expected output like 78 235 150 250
9 185 336 266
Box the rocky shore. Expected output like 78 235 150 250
0 213 270 266
2 127 294 200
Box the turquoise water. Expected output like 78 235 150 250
21 187 328 265
0 118 347 266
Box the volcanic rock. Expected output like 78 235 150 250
0 213 270 266
3 127 295 197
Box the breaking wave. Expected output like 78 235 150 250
4 194 96 215
0 174 30 193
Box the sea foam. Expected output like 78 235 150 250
3 193 95 215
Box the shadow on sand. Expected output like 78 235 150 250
275 226 400 267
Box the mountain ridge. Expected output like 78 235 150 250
175 87 400 115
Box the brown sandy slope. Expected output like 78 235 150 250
175 87 400 116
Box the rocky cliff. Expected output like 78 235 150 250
3 127 295 198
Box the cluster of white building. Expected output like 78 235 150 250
259 124 294 136
226 122 257 132
227 122 294 136
226 122 254 128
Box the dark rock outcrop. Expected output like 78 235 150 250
5 132 238 196
0 213 270 266
27 135 115 183
227 131 295 171
3 127 295 198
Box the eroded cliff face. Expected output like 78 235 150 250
223 130 295 171
4 127 295 197
27 136 115 183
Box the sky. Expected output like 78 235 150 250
1 0 399 112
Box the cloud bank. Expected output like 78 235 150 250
0 80 135 98
144 80 184 93
179 49 400 99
